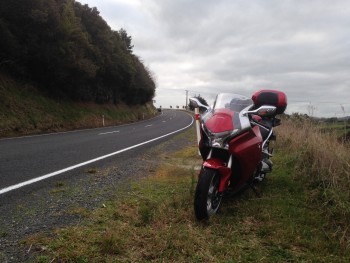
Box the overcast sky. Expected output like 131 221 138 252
81 0 350 117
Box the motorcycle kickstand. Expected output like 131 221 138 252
249 183 261 198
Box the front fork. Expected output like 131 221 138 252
202 150 232 193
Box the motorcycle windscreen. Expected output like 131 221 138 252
204 109 235 133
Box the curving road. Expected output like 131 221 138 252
0 109 193 195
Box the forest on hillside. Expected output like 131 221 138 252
0 0 155 105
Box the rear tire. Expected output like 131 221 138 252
194 169 222 220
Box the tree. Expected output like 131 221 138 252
0 0 155 105
118 28 134 53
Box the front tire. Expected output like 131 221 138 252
194 169 222 220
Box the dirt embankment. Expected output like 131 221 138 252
0 75 157 138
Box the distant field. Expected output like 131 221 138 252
318 121 350 140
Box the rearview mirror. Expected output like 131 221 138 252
189 98 210 111
243 105 276 117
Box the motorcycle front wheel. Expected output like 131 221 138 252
194 168 222 220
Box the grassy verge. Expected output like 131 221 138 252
277 117 350 247
0 75 156 138
24 123 350 262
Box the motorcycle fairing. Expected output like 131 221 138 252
203 127 262 193
229 126 262 189
202 109 244 135
203 158 231 192
198 93 265 193
204 109 234 133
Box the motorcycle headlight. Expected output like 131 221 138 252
212 137 224 148
208 129 239 149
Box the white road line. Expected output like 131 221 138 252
145 125 153 127
0 115 194 195
99 131 120 135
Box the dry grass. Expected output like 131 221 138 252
276 116 350 246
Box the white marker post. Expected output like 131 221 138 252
195 107 201 155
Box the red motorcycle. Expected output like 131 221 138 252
190 90 287 220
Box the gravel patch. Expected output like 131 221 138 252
0 128 195 262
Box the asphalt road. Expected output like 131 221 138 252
0 109 193 195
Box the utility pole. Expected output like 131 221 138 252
308 102 316 117
185 90 189 110
341 104 346 139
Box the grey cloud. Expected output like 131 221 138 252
82 0 350 116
